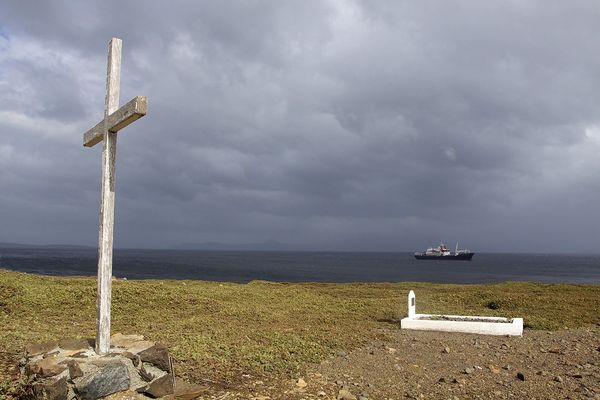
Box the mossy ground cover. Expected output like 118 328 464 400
0 268 598 395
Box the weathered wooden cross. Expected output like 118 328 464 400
83 38 147 354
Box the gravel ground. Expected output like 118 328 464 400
206 326 599 400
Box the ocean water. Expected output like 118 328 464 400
0 247 599 284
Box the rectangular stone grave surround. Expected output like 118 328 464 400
400 290 524 336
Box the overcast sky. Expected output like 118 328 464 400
1 1 600 253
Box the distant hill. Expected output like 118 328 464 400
0 242 94 250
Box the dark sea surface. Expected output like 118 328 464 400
0 247 599 284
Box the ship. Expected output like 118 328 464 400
414 242 474 260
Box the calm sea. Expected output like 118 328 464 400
0 247 599 284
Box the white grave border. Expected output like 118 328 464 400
400 290 523 336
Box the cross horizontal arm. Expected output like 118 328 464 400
83 96 148 147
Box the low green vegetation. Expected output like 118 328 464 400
0 269 598 392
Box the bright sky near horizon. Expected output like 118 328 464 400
1 1 600 253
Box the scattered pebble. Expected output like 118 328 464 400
516 372 525 381
443 347 450 354
296 378 307 388
337 388 357 400
488 365 501 374
554 376 563 383
464 367 474 375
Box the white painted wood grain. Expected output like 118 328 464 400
95 37 122 355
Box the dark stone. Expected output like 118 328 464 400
122 351 141 367
34 358 68 378
138 365 154 382
66 360 83 380
143 374 174 398
75 362 130 400
33 376 68 400
516 372 525 381
137 345 171 372
58 339 92 351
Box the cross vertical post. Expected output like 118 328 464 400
96 37 121 355
83 37 147 355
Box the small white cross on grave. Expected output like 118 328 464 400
83 38 147 354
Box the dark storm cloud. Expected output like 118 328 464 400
1 1 600 252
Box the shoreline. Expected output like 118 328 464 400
0 267 599 285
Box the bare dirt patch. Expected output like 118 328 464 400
195 326 600 400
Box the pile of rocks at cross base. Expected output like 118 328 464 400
22 333 202 400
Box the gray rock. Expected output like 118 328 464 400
464 367 474 375
122 352 141 368
43 351 60 359
137 345 171 373
336 351 348 358
75 362 130 400
554 376 563 383
143 373 174 398
33 376 68 400
138 365 154 382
